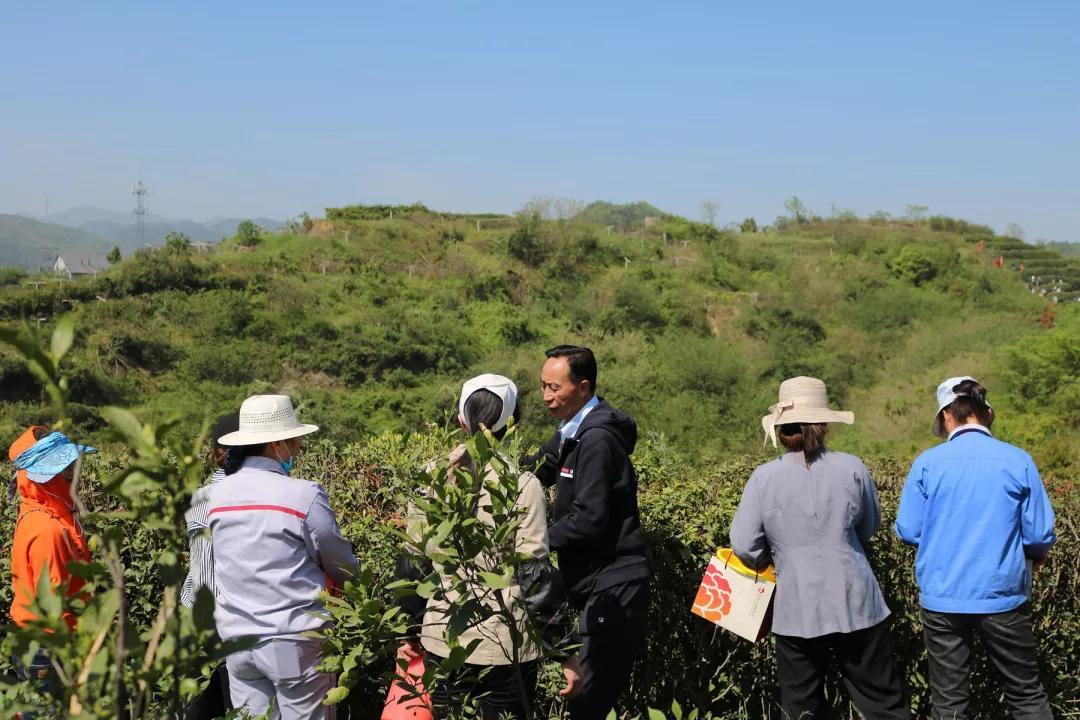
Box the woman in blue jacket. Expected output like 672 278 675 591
896 377 1056 720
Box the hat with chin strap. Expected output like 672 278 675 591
761 376 854 448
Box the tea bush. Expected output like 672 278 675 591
333 439 1079 719
1 416 1078 717
0 268 26 288
107 252 210 296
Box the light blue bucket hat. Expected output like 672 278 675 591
13 431 97 483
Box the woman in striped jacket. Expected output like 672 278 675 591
181 413 238 719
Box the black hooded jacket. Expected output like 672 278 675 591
528 398 649 604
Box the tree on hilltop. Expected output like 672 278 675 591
905 204 929 221
701 200 721 227
164 232 192 255
1005 222 1026 241
107 246 122 264
784 196 809 224
236 220 262 247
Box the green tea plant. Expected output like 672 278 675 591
390 425 572 720
310 434 1080 719
0 316 240 718
311 567 409 713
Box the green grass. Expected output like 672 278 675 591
1 208 1078 472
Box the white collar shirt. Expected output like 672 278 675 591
559 396 600 440
947 423 993 441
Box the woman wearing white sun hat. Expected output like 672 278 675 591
210 394 357 720
730 377 908 720
395 374 579 720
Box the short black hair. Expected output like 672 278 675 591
545 345 597 395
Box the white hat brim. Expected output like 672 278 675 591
218 423 320 446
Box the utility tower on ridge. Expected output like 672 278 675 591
132 180 149 246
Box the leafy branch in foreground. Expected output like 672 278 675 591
405 425 570 720
0 316 233 718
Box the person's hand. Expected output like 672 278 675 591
560 655 583 699
397 640 423 662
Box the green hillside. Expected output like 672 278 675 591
576 200 668 227
1043 241 1080 258
1 205 1078 471
0 214 113 269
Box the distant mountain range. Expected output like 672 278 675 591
2 207 284 270
0 215 114 270
34 206 174 228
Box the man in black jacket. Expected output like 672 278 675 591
530 345 650 720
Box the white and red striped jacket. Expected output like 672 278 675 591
208 456 357 642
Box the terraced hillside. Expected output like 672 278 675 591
978 234 1080 303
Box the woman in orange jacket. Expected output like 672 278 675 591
8 425 96 717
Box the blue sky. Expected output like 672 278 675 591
3 1 1077 241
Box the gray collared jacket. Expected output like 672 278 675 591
730 450 890 638
208 456 357 642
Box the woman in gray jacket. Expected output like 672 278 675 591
212 394 357 720
730 377 908 720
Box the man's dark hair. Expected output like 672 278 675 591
462 388 520 440
546 345 598 395
942 379 993 429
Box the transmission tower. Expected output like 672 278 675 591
132 180 149 246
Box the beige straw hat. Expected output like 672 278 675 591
218 395 319 446
761 377 854 448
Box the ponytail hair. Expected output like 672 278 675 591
208 413 240 466
778 422 828 464
942 379 993 428
223 443 266 475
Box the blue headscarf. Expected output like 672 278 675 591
12 431 97 486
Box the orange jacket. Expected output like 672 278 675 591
8 426 90 629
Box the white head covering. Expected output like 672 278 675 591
218 395 319 446
761 376 854 448
458 374 518 432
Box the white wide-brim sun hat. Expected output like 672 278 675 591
218 394 319 446
761 376 854 448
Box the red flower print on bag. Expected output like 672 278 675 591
692 562 733 622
